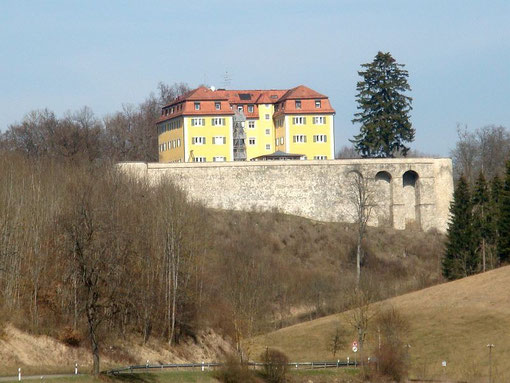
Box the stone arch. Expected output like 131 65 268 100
375 171 393 226
402 170 420 228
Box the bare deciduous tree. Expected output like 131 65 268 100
347 170 374 286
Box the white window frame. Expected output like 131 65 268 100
215 102 221 110
265 144 271 150
248 137 256 145
314 155 327 160
313 116 326 125
315 100 321 108
248 105 254 113
194 157 206 162
265 114 270 120
248 121 255 129
194 102 201 110
192 136 206 145
213 156 226 162
295 100 302 109
265 128 270 135
191 118 205 126
211 118 225 126
213 136 226 145
293 116 306 125
293 135 306 143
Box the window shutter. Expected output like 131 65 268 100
293 136 296 143
223 137 226 144
324 135 327 142
303 117 306 124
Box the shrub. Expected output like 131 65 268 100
215 354 259 383
261 348 288 383
374 342 408 382
59 326 83 347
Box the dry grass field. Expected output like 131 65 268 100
246 266 510 382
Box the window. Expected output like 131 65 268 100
191 118 205 126
215 102 221 110
265 144 271 150
248 137 256 145
293 135 307 143
192 136 206 145
295 100 302 109
194 102 201 110
248 105 254 113
293 116 306 125
213 156 226 162
265 114 270 120
211 118 225 126
265 128 270 135
238 105 243 112
213 136 226 145
176 138 181 147
314 155 327 160
248 121 255 129
313 134 327 143
279 137 284 145
315 100 321 108
275 139 278 146
194 157 206 162
313 116 326 124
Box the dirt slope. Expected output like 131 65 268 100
246 266 510 381
0 326 232 376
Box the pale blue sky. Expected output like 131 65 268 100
1 0 509 156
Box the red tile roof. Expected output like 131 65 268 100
158 85 335 123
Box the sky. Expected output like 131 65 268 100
1 0 509 156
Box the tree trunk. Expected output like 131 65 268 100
87 305 100 376
356 238 362 287
482 238 486 272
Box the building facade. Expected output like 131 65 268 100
157 85 335 162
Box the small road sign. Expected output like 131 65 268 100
352 346 358 353
352 341 358 347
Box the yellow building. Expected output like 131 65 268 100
157 85 335 162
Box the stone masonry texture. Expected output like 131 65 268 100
118 158 453 233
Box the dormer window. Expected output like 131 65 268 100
194 102 201 110
238 105 243 112
295 100 302 109
315 100 321 108
215 102 221 110
248 105 254 113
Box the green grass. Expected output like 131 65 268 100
0 369 361 383
0 371 218 383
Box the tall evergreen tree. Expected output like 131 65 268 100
443 176 477 280
497 161 510 263
472 172 489 271
351 51 414 158
487 175 502 268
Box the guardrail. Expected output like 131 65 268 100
105 360 357 375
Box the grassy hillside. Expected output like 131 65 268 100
246 266 510 382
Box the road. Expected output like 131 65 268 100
0 373 80 382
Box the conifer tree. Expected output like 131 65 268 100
472 172 490 271
351 51 414 158
497 161 510 263
487 175 502 268
443 176 477 280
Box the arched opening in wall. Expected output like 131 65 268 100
402 170 420 229
375 171 393 226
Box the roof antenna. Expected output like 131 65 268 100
222 70 231 89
